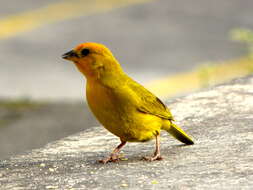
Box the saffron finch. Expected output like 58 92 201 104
62 42 194 163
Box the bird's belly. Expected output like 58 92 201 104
119 113 162 142
86 84 162 142
94 109 162 142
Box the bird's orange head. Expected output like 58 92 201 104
62 42 123 80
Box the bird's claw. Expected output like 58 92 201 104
142 155 163 161
99 154 120 164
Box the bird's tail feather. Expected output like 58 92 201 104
163 121 194 145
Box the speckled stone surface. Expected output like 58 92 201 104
0 76 253 189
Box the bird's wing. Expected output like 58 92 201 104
127 78 174 120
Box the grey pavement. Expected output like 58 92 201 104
1 0 253 99
0 0 61 17
0 100 98 159
0 75 253 189
1 0 253 164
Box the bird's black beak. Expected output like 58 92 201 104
62 50 78 60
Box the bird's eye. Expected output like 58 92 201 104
81 48 90 56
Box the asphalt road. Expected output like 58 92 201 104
1 0 253 160
1 0 253 100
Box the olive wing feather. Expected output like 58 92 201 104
127 79 174 120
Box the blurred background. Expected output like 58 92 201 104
0 0 253 159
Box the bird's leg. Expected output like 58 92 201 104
143 134 163 161
99 140 127 164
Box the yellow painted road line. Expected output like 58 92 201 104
146 57 253 99
0 0 152 39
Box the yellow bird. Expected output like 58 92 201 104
62 42 194 163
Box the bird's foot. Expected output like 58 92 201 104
142 154 163 161
99 154 120 164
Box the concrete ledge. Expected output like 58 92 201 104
1 76 253 189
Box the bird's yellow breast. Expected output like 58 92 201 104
86 80 162 142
